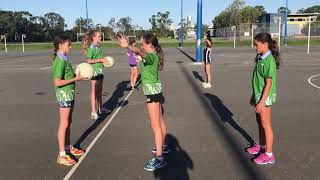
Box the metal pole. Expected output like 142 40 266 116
180 0 183 48
234 29 235 48
233 26 236 49
4 36 7 53
284 0 288 46
307 16 311 54
278 17 281 50
86 0 89 31
22 35 25 53
252 25 254 48
251 25 257 48
196 0 203 62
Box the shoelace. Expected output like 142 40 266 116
63 155 72 160
148 158 157 165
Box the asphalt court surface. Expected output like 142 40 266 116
0 46 319 180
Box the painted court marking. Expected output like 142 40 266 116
63 82 139 180
307 74 320 89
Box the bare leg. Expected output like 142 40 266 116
91 80 97 113
260 107 273 153
147 102 163 157
159 105 167 145
205 64 211 84
96 80 103 109
58 107 71 152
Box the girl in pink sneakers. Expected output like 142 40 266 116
247 32 280 165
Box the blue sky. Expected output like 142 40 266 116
1 0 319 29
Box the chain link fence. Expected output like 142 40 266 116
214 21 320 42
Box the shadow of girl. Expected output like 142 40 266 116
154 134 194 180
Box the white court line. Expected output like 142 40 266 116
41 65 76 70
63 82 138 180
40 66 52 70
307 74 320 89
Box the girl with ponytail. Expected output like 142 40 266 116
82 30 110 120
118 33 168 171
52 35 85 166
247 32 280 165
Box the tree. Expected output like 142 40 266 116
148 11 173 39
255 5 267 16
74 17 93 33
297 5 320 13
297 8 305 14
194 23 210 38
278 7 291 14
104 18 116 40
213 0 246 28
238 6 260 24
301 21 320 36
176 19 188 39
116 17 134 35
43 12 66 39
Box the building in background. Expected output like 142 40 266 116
287 13 319 35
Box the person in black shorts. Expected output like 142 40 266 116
202 37 213 88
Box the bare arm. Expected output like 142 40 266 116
128 46 146 59
118 34 146 59
54 75 84 87
86 58 106 64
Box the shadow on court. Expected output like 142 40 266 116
154 134 193 180
175 53 263 179
192 71 205 83
74 81 130 149
204 93 254 145
176 48 196 62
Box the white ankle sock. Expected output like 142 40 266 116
266 152 273 156
59 151 66 157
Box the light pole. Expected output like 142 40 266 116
231 26 236 49
251 25 257 48
307 16 311 54
284 0 288 46
195 0 202 62
22 34 26 53
1 35 7 53
86 0 89 31
273 16 281 50
180 0 183 48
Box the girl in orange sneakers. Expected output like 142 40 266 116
52 35 85 166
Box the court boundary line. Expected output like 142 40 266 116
63 82 138 180
307 74 320 89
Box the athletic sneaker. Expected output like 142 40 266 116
68 146 85 156
57 154 76 166
202 82 207 86
151 145 170 154
253 153 275 165
91 112 99 120
203 83 212 88
144 156 167 171
246 144 265 155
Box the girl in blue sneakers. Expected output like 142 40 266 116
118 33 168 171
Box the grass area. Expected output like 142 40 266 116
1 39 320 52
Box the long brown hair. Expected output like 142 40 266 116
53 35 71 60
143 33 164 71
254 32 281 69
82 30 99 54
